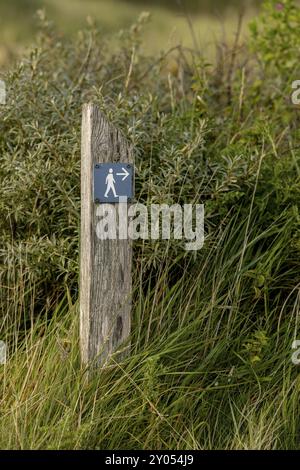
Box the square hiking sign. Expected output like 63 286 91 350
94 163 134 203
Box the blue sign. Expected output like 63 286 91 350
94 163 134 203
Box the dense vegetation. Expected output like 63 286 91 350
0 0 256 67
0 0 300 449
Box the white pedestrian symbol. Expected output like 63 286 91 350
104 168 118 198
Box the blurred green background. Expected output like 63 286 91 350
0 0 260 65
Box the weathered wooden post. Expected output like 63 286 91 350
80 103 133 369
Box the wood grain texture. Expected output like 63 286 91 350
80 103 133 368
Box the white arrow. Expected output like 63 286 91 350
116 167 130 181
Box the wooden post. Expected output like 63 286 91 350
80 103 133 368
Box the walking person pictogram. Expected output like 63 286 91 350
94 162 133 203
104 168 118 198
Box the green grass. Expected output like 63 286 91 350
1 212 299 449
0 0 256 66
0 0 300 449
